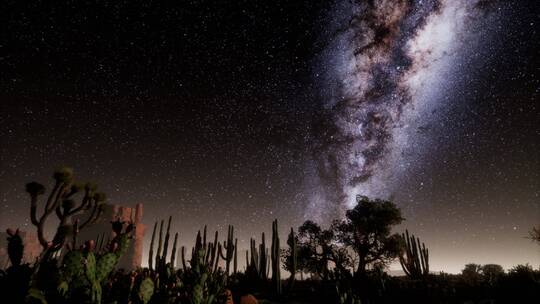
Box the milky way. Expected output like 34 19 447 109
307 0 498 220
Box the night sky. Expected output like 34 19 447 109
1 1 538 273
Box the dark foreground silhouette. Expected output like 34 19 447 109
1 168 539 303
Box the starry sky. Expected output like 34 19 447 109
1 0 539 273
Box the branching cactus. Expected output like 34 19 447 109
25 168 106 254
218 225 236 276
245 233 271 281
399 229 429 279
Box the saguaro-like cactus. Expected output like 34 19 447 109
245 231 274 282
271 219 282 295
399 229 429 278
219 225 236 275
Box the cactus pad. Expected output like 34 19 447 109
96 252 118 282
137 277 155 304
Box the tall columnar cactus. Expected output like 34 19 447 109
148 217 180 277
218 225 236 275
248 238 259 275
26 168 106 253
208 231 220 272
192 226 223 273
399 229 429 279
171 232 179 268
259 233 268 280
181 246 187 270
148 222 157 270
156 220 164 268
161 216 172 268
271 219 282 295
245 233 270 281
233 238 238 274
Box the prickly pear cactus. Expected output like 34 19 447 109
193 284 204 304
85 252 97 282
84 252 104 304
115 234 131 257
96 252 118 282
6 229 24 266
63 250 85 279
137 277 155 304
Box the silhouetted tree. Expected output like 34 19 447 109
462 263 482 284
296 221 334 279
529 226 540 245
334 196 403 277
481 264 504 286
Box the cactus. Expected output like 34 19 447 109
209 231 219 271
181 246 187 270
218 225 236 276
95 232 107 253
6 228 24 266
245 233 272 282
148 217 181 279
233 238 238 274
96 253 118 282
399 229 429 279
55 220 133 304
162 216 172 268
171 232 179 268
115 232 131 258
84 251 103 303
248 238 259 275
62 250 85 279
26 168 105 254
148 222 157 270
156 220 164 268
271 219 282 296
259 233 268 280
253 234 267 280
137 277 155 304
